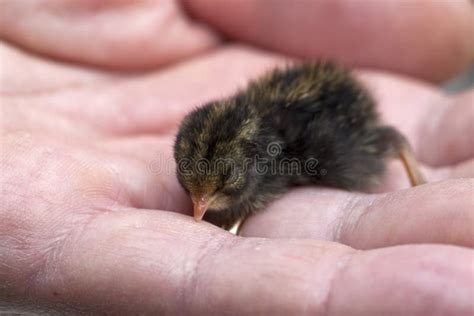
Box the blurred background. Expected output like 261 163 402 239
443 64 474 92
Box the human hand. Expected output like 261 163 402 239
1 0 473 314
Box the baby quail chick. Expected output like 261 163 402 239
174 62 425 230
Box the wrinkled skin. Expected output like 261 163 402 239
1 0 474 315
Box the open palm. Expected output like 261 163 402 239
1 1 473 314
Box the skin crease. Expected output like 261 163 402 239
0 1 473 315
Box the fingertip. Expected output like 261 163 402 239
330 245 474 315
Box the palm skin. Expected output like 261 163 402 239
1 0 473 314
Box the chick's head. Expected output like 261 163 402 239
174 100 264 221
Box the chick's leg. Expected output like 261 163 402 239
203 208 244 231
377 127 426 186
398 144 426 186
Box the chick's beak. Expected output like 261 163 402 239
191 194 211 221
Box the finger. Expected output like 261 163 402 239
417 90 474 167
0 42 117 96
4 45 286 136
372 158 474 192
10 46 433 138
327 244 473 315
0 0 220 69
1 208 471 314
360 73 474 166
1 44 439 142
430 159 474 180
240 179 474 249
185 0 474 82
